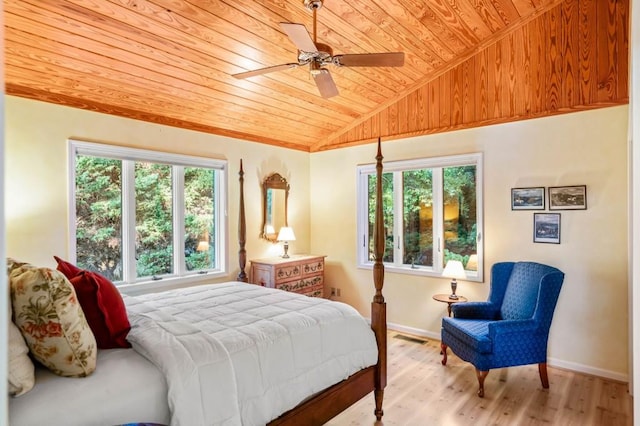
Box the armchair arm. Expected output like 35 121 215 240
488 319 548 365
488 319 539 338
452 302 500 319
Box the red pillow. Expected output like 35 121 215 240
54 256 83 278
54 257 131 349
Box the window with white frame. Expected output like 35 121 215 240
69 140 227 288
357 153 483 280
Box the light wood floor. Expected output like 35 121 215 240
326 332 632 425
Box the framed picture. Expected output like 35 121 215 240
548 185 587 210
533 213 561 244
511 187 545 210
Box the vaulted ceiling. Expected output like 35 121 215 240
3 0 628 152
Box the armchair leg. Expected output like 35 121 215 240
539 363 549 388
476 369 489 397
441 343 448 365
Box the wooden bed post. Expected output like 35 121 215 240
237 159 248 282
266 142 388 426
371 138 387 421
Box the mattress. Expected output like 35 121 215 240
9 347 170 426
9 281 378 426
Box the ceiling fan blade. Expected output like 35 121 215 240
313 70 339 98
232 63 299 79
334 52 405 67
280 22 317 52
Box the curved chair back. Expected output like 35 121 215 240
500 262 563 321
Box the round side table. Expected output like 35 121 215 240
432 293 468 317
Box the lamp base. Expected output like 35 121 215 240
281 242 290 258
449 278 458 300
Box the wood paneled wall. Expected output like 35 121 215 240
315 0 629 151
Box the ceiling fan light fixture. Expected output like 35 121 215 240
310 67 328 76
303 0 323 11
309 61 327 76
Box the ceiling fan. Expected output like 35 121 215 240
232 0 405 99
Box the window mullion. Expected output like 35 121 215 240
357 171 370 264
432 167 444 272
174 166 185 276
393 172 403 266
214 167 226 271
122 160 136 284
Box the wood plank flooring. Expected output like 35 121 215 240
326 332 632 425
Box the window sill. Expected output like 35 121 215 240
117 270 228 296
358 262 481 282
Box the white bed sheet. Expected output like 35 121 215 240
9 347 170 426
125 282 379 426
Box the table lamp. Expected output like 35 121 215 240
466 254 478 271
277 226 296 258
442 260 466 300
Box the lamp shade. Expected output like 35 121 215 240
466 254 478 271
443 260 466 279
277 226 296 242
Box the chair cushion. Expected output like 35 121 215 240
500 262 544 320
442 317 492 354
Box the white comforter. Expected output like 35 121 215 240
124 282 379 426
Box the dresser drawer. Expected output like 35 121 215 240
275 275 323 293
249 255 326 297
300 284 324 298
302 259 324 277
274 264 302 284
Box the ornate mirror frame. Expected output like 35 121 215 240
261 173 289 242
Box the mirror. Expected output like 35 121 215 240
261 173 289 242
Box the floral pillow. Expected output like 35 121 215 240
9 264 97 377
6 257 28 277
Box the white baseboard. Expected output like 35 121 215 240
386 321 629 383
387 321 441 341
547 357 628 383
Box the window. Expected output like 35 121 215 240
357 153 483 280
70 140 227 289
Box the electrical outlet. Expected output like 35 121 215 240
330 287 337 297
336 288 341 297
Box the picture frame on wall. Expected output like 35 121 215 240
533 213 561 244
548 185 587 210
511 187 545 210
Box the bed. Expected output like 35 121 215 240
8 141 387 426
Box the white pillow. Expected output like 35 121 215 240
8 300 35 396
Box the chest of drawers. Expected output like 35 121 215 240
249 254 326 297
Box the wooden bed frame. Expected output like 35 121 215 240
235 140 387 425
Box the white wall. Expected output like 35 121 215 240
4 95 310 284
2 95 632 388
310 106 630 380
1 0 8 418
630 0 639 419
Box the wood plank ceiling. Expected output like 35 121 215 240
3 0 624 152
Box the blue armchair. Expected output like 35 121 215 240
440 261 564 397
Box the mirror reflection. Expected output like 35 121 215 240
261 173 289 242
